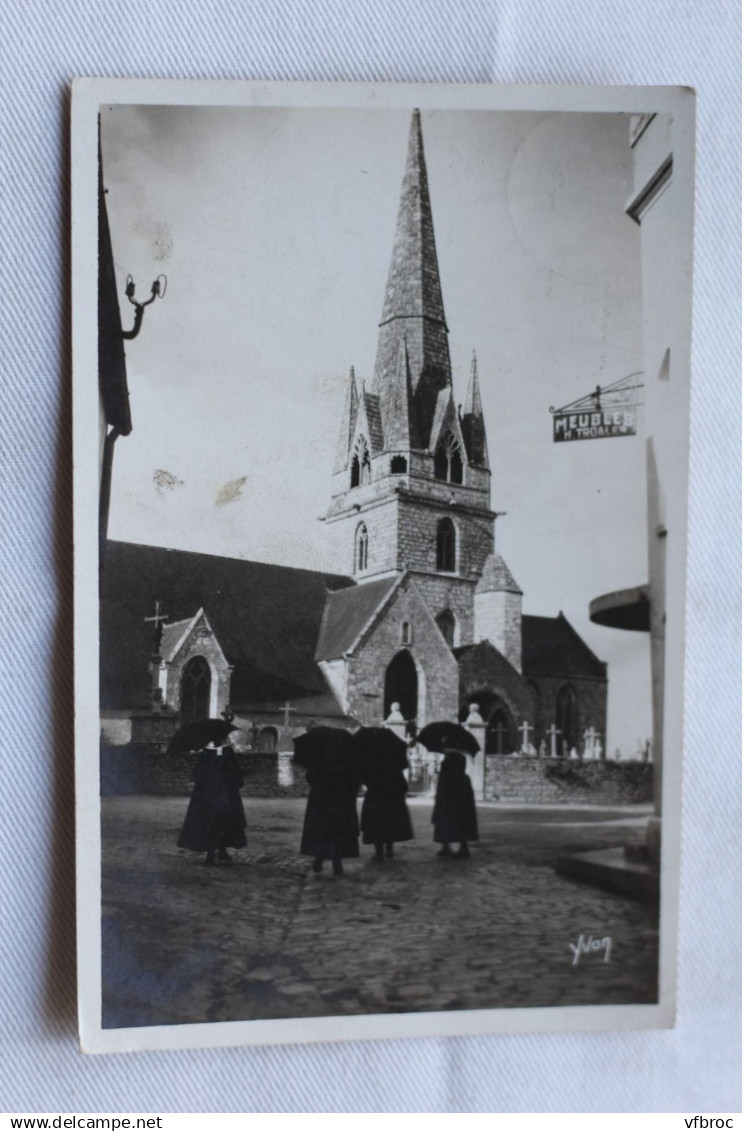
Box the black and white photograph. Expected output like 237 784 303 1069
73 81 695 1053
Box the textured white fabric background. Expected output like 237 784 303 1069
0 0 740 1114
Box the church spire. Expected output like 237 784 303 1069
461 351 489 469
333 366 359 472
372 110 452 448
378 109 447 329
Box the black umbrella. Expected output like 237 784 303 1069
416 721 480 757
352 727 408 778
293 725 353 771
167 718 238 756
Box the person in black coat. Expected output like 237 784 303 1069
431 748 478 859
296 728 361 876
360 756 414 862
177 741 247 865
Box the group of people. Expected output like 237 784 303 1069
177 723 479 874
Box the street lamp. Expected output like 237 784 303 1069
122 273 167 340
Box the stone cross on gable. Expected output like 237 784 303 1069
143 600 169 708
545 723 561 758
518 720 533 753
144 600 168 654
281 701 296 731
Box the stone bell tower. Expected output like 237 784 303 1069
324 110 497 648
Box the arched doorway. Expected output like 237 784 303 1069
180 656 211 723
384 649 418 723
556 684 581 753
257 726 278 753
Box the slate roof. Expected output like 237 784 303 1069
372 111 453 452
100 542 355 713
521 613 607 679
453 638 521 676
381 336 421 452
361 392 384 453
428 387 453 452
160 614 198 661
378 110 446 327
315 575 400 661
475 553 522 595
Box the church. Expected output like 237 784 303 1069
100 110 608 767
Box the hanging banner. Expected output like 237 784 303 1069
553 407 636 443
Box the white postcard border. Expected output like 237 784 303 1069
72 78 694 1055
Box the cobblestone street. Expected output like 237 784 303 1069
102 797 659 1028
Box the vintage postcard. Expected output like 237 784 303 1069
72 80 695 1053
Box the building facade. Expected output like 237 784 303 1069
100 110 608 764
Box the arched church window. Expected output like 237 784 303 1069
458 692 515 753
436 518 456 572
433 432 464 484
350 438 371 488
555 683 581 754
180 656 211 724
401 621 413 645
390 455 407 474
257 726 278 753
486 700 517 754
355 523 369 572
435 608 456 647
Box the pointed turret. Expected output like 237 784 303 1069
460 352 489 469
372 110 452 448
381 335 421 451
333 366 359 472
475 553 523 671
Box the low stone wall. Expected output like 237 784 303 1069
240 752 309 799
484 755 653 805
100 745 309 799
101 745 652 804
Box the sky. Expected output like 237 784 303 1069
101 104 651 755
